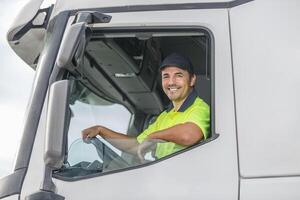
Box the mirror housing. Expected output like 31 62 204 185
56 22 91 69
44 80 72 169
56 11 111 69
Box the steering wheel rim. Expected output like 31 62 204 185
84 137 104 160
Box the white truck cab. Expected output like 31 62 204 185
1 0 300 199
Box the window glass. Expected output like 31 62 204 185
54 32 213 180
55 81 138 177
67 99 130 157
55 81 168 179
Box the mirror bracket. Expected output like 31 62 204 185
73 11 112 24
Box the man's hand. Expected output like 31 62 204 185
137 139 164 163
81 125 139 155
82 125 101 140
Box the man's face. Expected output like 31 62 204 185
161 66 196 103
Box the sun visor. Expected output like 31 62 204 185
6 0 50 70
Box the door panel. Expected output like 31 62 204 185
53 9 238 200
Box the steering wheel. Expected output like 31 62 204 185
84 137 131 170
83 137 105 161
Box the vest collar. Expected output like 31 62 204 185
166 89 198 113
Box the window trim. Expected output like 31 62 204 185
69 0 254 15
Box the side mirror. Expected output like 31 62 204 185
44 80 72 169
56 22 91 69
56 11 112 69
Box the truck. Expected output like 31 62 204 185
1 0 300 199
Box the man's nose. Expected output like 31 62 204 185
168 76 176 85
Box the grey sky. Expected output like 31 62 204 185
0 0 35 178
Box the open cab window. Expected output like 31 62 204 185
53 28 215 180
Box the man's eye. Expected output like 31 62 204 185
176 74 184 77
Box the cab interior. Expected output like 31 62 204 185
67 29 212 136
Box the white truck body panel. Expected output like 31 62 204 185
240 177 300 200
231 0 300 177
19 102 48 200
1 0 300 200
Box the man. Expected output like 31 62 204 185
82 53 210 161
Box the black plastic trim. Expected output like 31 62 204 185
0 169 26 199
25 191 64 200
228 0 254 8
85 52 135 107
70 0 254 14
10 5 54 41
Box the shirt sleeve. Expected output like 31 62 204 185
137 114 161 143
185 105 210 139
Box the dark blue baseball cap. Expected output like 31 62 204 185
160 53 194 74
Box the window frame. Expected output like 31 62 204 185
53 26 218 182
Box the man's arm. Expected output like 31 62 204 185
82 125 140 155
146 122 203 146
136 122 203 161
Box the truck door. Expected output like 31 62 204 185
16 3 239 200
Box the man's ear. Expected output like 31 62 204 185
190 74 196 87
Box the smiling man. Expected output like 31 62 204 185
82 53 210 161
